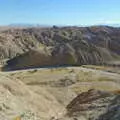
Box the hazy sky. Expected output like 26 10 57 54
0 0 120 26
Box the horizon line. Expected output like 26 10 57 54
0 23 120 28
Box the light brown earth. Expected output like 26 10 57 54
0 66 120 120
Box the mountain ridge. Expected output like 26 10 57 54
0 26 120 70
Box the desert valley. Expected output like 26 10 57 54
0 26 120 120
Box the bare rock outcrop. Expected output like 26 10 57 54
66 89 120 120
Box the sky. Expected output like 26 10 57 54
0 0 120 26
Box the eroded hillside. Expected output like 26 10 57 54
0 26 120 70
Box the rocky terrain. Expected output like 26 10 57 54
67 89 120 120
0 66 119 120
0 26 120 70
0 26 120 120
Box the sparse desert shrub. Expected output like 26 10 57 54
50 68 54 72
69 69 75 73
75 74 80 81
29 69 38 73
14 111 36 120
97 77 113 82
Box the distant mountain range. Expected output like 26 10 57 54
8 23 52 28
8 23 120 27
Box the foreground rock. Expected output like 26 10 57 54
66 89 120 120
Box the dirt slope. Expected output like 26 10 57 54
0 72 65 120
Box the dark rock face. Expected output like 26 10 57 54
66 89 120 120
98 95 120 120
0 26 120 70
